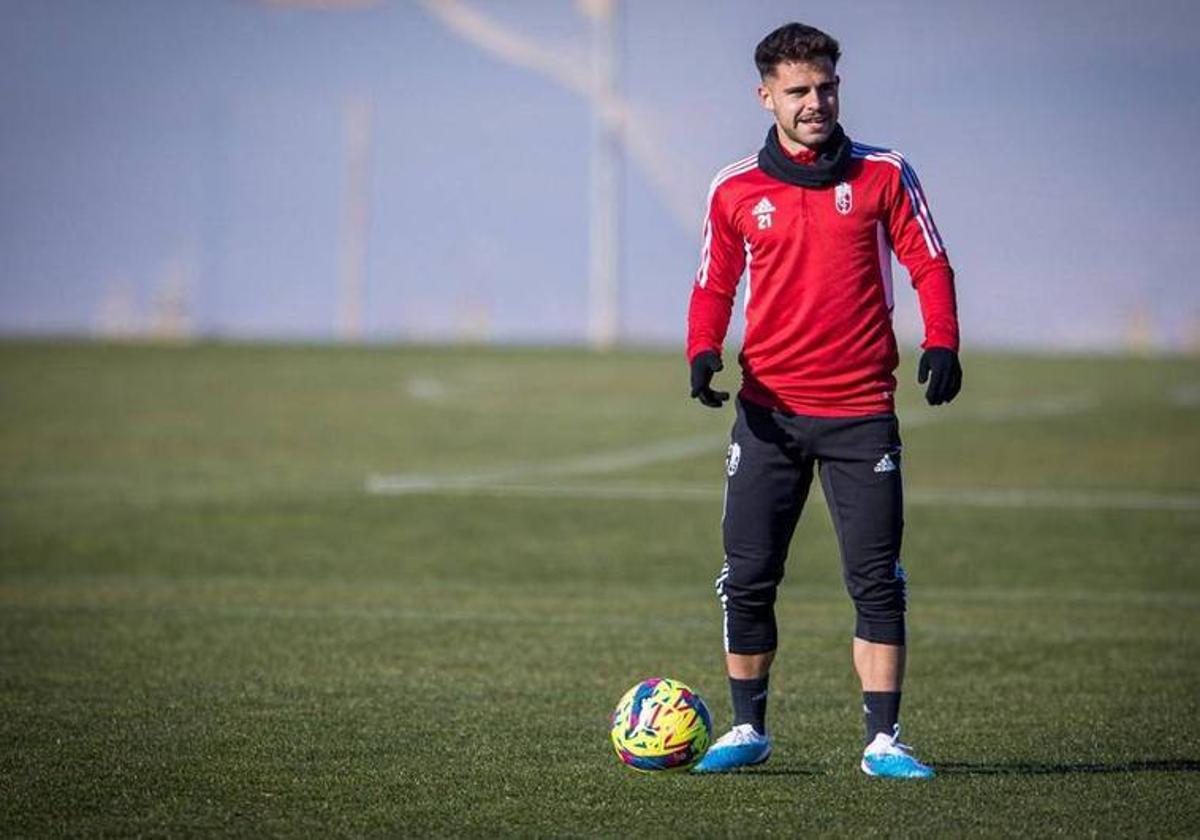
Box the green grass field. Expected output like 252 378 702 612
2 341 1199 837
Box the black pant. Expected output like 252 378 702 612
717 396 908 653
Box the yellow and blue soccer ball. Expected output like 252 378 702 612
610 677 712 772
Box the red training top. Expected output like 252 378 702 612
687 140 959 417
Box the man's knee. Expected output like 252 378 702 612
847 560 908 644
717 560 783 653
723 603 779 654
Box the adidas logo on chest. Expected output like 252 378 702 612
752 197 775 229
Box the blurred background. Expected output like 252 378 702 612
2 0 1199 352
4 5 1200 833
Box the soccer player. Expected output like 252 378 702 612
687 22 961 778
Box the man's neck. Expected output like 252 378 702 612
775 126 821 159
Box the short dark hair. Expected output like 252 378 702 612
755 22 841 78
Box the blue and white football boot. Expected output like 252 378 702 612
691 723 772 773
860 726 935 779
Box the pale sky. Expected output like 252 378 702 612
2 0 1198 350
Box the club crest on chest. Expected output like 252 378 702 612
835 181 853 215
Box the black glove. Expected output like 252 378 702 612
689 350 729 408
918 347 962 406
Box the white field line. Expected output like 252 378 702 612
1168 383 1200 407
903 393 1098 427
368 394 1097 493
369 480 719 501
6 598 1196 627
367 393 1178 509
6 582 1197 612
366 434 724 493
366 479 1200 511
906 486 1200 512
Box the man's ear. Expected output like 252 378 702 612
757 84 774 112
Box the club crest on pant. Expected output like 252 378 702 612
726 442 741 477
835 181 852 215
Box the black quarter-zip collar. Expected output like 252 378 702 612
758 123 852 188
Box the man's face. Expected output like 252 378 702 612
758 58 840 151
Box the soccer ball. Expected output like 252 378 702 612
610 677 712 772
